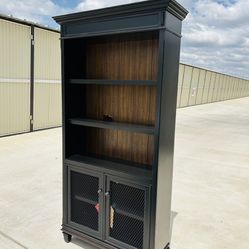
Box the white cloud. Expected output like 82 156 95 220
195 0 249 27
178 0 249 79
75 0 144 11
0 0 70 25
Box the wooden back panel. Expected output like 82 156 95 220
86 31 159 80
86 128 154 166
85 85 156 126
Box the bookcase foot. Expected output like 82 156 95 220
63 232 72 243
165 243 170 249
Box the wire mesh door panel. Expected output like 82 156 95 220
69 167 103 238
105 177 150 249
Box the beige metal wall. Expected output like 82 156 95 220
33 27 61 130
177 63 249 108
0 17 61 137
0 19 30 136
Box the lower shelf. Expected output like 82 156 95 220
74 194 97 206
65 154 152 183
69 118 155 135
111 204 144 221
71 199 99 231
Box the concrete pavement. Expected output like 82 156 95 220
0 97 249 249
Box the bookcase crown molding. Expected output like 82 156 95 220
53 0 188 24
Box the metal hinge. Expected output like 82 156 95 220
31 34 35 45
30 115 33 120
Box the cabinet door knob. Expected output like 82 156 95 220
105 191 110 197
97 189 102 194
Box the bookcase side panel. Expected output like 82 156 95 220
154 13 182 249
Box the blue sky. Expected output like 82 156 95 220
0 0 248 79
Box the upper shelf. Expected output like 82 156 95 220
68 118 155 135
69 79 157 86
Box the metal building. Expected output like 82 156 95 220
177 63 249 108
0 14 61 136
0 14 249 137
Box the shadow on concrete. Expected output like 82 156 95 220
170 211 178 240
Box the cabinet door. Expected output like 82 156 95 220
68 166 103 238
105 176 151 249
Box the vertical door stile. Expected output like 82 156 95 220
30 25 35 132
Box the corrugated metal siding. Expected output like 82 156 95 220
195 69 206 105
33 27 61 130
176 64 184 108
188 67 199 106
176 64 249 108
0 19 30 136
202 71 211 104
179 65 193 107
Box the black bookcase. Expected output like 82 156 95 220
54 1 187 248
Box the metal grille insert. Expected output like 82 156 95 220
109 181 145 248
71 171 99 231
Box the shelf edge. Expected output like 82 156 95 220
69 79 157 85
68 118 155 135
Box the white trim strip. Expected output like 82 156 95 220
35 79 61 84
0 78 61 84
0 78 29 83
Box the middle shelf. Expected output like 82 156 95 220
111 204 144 221
69 79 157 86
68 118 155 135
74 194 97 206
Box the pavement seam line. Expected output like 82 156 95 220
0 230 28 249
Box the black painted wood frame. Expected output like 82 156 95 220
54 1 187 248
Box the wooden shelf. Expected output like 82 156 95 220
69 79 157 86
65 154 152 182
68 118 155 135
74 194 97 206
112 204 144 221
